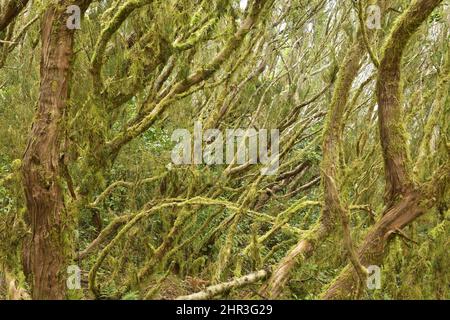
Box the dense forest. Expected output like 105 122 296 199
0 0 448 300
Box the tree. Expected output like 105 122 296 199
0 0 448 300
21 0 92 300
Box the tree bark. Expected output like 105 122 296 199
21 1 81 300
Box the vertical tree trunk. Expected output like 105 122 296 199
21 3 76 300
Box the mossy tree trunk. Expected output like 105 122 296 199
21 0 91 300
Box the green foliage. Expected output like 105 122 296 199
0 0 448 300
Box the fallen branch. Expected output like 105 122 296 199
176 269 270 300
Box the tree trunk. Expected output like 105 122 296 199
377 0 442 202
322 191 425 299
321 0 443 299
21 2 76 300
260 33 366 299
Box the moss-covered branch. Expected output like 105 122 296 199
105 0 270 157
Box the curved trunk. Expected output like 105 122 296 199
322 191 425 299
321 0 443 299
